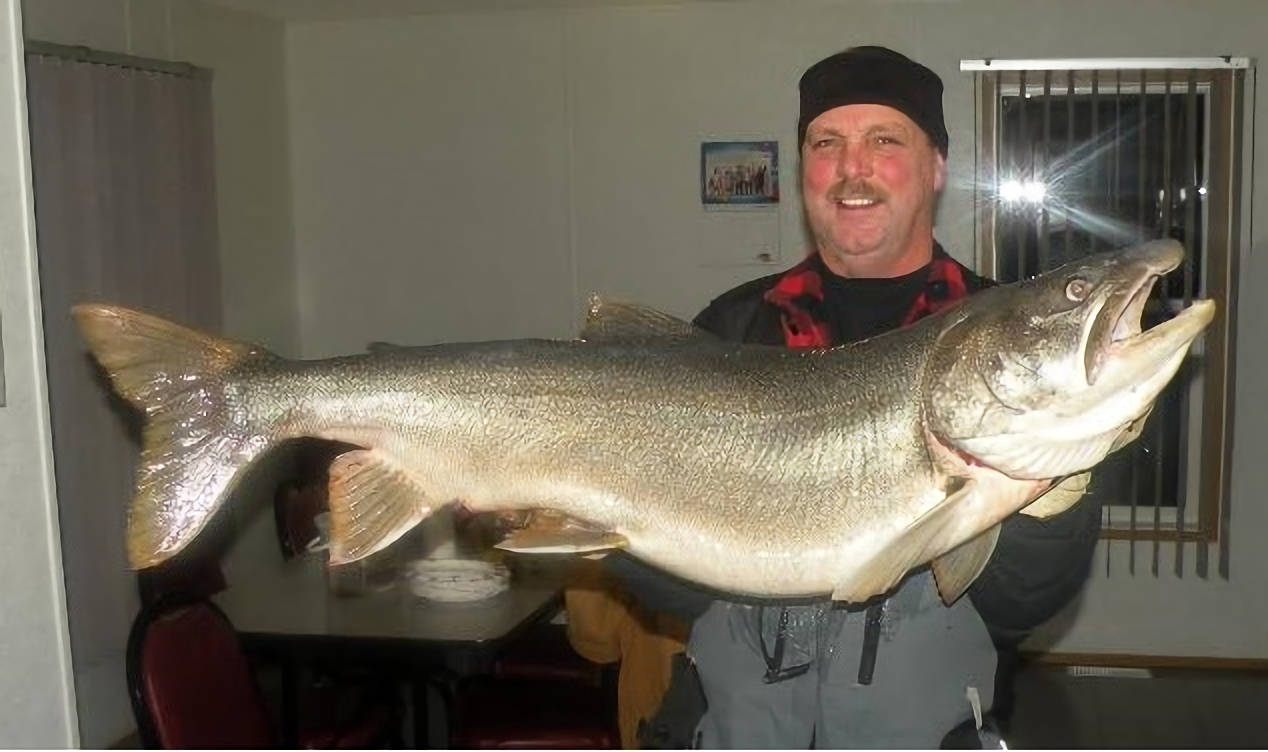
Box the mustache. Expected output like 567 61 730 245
827 181 887 203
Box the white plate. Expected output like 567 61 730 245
404 558 510 602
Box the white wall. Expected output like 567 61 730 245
21 0 294 745
24 0 298 356
0 0 78 745
287 11 576 355
288 0 1268 660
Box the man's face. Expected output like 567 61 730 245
800 103 946 277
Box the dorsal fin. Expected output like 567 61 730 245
580 293 715 343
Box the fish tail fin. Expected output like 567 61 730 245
72 303 271 570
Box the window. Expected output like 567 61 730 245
961 58 1252 578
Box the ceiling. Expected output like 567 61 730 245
199 0 746 22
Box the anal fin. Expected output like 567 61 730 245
326 448 432 565
931 524 1001 606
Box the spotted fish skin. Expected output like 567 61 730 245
73 239 1214 606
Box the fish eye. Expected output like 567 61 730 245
1065 278 1093 302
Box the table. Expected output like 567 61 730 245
214 556 570 746
216 556 565 645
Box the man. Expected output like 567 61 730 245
605 45 1103 748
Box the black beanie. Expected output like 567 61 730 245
797 46 948 156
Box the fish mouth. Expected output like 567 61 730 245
1083 240 1209 386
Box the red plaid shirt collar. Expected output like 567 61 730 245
762 244 975 349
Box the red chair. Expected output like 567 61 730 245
493 624 604 686
449 676 621 750
126 594 403 749
273 439 354 561
274 477 329 561
137 553 227 605
446 623 619 749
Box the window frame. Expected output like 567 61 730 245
960 57 1251 575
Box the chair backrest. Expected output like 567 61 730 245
136 554 227 608
274 477 329 560
126 595 277 749
274 439 360 560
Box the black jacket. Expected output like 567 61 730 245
605 243 1103 641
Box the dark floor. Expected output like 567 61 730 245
1006 664 1268 749
113 661 1268 748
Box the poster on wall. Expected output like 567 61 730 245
700 140 780 206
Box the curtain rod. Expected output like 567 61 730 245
23 40 213 80
960 56 1252 71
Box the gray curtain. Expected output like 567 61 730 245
24 50 221 747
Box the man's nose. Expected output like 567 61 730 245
837 141 874 180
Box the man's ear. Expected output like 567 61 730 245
933 151 948 192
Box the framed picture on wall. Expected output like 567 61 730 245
700 140 780 206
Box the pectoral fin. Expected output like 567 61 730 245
326 448 432 565
1020 471 1090 519
1110 406 1153 454
931 524 1001 606
831 479 979 605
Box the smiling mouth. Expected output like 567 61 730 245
835 198 882 208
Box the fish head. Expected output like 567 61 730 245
924 239 1216 480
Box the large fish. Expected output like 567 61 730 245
72 239 1214 606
